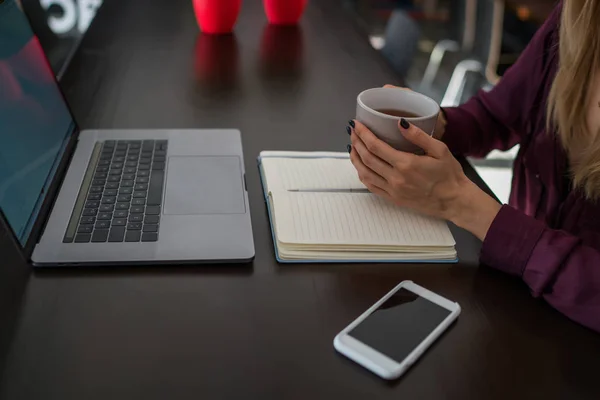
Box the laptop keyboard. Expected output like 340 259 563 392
63 140 167 244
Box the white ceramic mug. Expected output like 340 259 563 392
356 88 440 153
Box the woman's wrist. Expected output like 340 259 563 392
448 180 502 241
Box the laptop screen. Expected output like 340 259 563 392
0 0 76 245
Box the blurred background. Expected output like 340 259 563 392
24 0 556 204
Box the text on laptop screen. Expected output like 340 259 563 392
0 0 75 245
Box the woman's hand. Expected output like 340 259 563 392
348 119 501 241
382 84 447 140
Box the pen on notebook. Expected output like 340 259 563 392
287 188 371 193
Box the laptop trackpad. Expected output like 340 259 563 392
164 156 246 215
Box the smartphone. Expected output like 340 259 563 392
334 280 460 380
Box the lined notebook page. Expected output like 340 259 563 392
261 156 365 191
271 191 455 246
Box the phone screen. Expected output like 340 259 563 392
348 288 451 363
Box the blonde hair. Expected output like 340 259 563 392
547 0 600 199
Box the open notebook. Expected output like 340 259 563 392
258 151 457 263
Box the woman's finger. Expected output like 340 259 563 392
349 146 389 190
398 119 448 159
350 131 394 180
364 182 395 203
352 120 401 165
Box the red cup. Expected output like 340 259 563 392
263 0 307 25
193 0 242 34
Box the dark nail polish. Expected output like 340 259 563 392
400 118 410 129
346 126 351 135
348 120 355 128
347 144 352 153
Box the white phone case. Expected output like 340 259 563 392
333 280 460 380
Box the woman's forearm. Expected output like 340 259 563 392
448 181 502 241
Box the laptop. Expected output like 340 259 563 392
0 0 255 266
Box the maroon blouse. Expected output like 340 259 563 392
443 2 600 333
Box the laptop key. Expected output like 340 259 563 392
85 201 100 208
119 187 133 194
108 226 126 242
129 214 143 222
152 162 165 171
90 186 104 193
91 229 109 243
96 220 111 229
117 194 132 202
133 191 146 198
137 170 150 177
104 140 116 147
136 176 149 183
77 225 93 234
121 180 134 187
102 197 117 204
111 162 124 169
75 233 92 243
132 199 145 206
122 174 135 180
125 167 137 174
143 224 158 233
112 218 127 226
144 215 160 224
92 180 106 187
96 166 109 173
94 172 107 179
127 222 142 230
114 210 128 218
139 158 151 165
134 183 148 191
105 182 119 189
116 203 130 210
107 176 121 182
147 170 164 206
109 169 122 175
153 155 166 162
145 206 160 215
88 194 102 201
100 204 114 212
125 230 141 242
80 216 96 224
104 189 118 196
138 164 150 171
82 208 98 216
142 232 158 242
98 213 112 220
113 156 125 162
131 205 144 213
125 161 138 167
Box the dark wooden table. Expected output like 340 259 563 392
1 0 599 399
